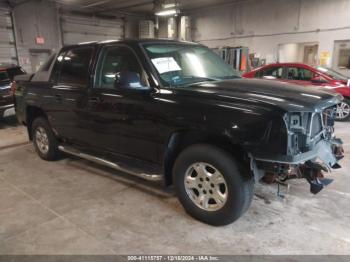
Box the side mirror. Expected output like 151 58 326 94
311 76 328 84
115 71 150 91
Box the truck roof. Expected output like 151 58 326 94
61 38 199 50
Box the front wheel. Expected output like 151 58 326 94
173 144 254 226
336 99 350 121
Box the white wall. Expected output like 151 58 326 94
278 43 300 63
190 0 350 74
157 17 169 38
278 42 318 64
125 16 143 39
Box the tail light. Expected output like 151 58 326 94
10 81 16 96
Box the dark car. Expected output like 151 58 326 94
0 64 26 119
14 40 344 226
243 63 350 121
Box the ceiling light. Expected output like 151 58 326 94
155 9 179 16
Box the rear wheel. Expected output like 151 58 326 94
173 144 254 226
32 117 60 161
336 99 350 121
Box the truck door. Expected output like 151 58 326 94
86 45 159 163
48 46 95 145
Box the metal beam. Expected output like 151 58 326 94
94 0 154 14
82 0 113 9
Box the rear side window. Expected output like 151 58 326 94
257 66 283 79
50 52 65 83
38 53 56 72
51 46 94 87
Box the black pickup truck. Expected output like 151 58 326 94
14 39 344 225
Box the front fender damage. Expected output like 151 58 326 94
249 136 344 195
246 95 345 195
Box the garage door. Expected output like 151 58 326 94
60 14 124 46
0 9 17 64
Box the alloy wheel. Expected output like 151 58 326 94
184 162 228 211
35 127 49 154
336 102 350 120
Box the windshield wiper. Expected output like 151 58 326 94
183 76 218 83
186 76 218 81
169 76 218 87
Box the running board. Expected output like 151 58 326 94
58 145 163 182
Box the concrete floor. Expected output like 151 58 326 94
0 116 350 255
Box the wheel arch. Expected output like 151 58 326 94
163 130 248 186
26 106 48 140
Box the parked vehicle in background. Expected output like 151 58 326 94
243 63 350 121
14 40 344 225
0 64 26 119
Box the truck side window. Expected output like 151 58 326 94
57 47 94 87
50 52 65 83
38 53 56 72
95 46 143 89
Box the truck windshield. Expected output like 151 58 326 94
143 43 240 87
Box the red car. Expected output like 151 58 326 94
243 63 350 121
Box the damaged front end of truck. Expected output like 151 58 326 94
249 96 344 195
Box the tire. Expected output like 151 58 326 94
32 117 60 161
335 99 350 121
173 144 254 226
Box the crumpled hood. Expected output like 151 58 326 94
184 78 342 112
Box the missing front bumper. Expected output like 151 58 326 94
250 138 344 194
